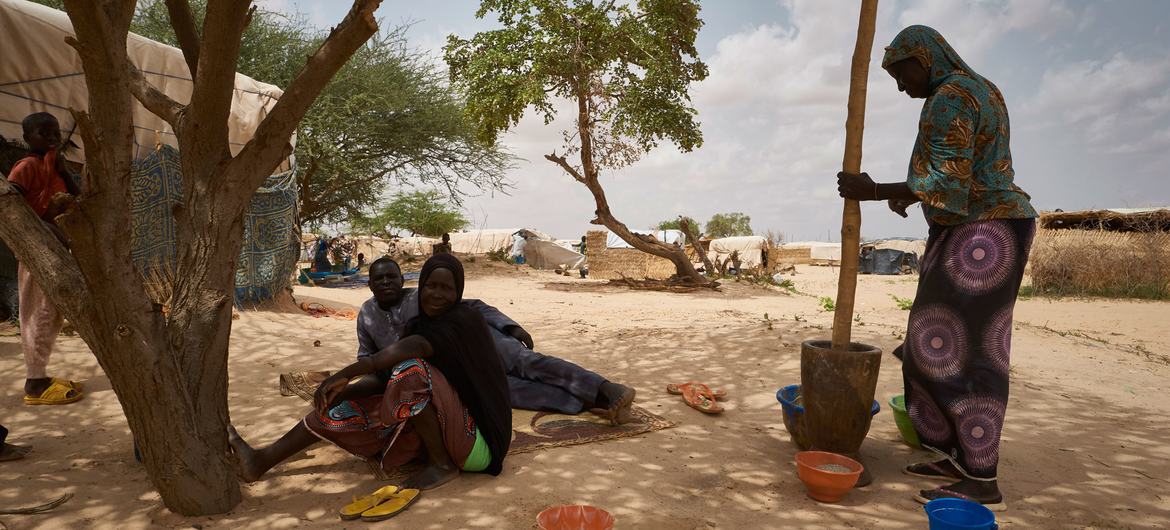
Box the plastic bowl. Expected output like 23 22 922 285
794 451 863 502
777 385 881 450
924 498 998 530
536 504 615 530
889 394 922 448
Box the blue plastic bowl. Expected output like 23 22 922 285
776 384 880 450
924 498 998 530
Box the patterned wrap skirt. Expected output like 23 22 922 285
303 358 479 472
899 218 1035 481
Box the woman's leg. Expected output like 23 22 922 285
228 423 319 483
402 404 461 490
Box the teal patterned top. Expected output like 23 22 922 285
882 26 1037 225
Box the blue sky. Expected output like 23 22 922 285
263 0 1170 241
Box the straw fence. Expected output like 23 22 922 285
1029 228 1170 299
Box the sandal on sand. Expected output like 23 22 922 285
23 380 83 405
668 382 723 414
339 485 399 520
904 461 962 481
914 486 1007 512
52 378 83 391
360 488 420 521
666 382 727 400
0 443 31 462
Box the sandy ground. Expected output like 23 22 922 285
1 261 1168 529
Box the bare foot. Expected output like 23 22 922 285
226 425 263 483
403 462 460 490
0 442 31 462
24 377 53 398
597 382 636 425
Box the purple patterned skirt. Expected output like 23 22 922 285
898 218 1035 481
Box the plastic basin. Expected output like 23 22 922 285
777 385 881 450
924 498 998 529
794 451 863 503
537 504 615 530
889 394 922 448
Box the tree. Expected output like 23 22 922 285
445 0 713 285
705 212 753 238
0 0 383 515
129 0 511 228
656 215 700 232
352 190 469 237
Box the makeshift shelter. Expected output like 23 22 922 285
512 229 586 271
0 0 297 304
858 238 926 275
1031 209 1169 298
778 241 842 266
584 230 677 280
447 229 520 254
707 236 767 270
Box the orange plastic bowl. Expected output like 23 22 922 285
537 504 615 530
794 451 863 503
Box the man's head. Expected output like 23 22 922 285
441 233 450 243
886 58 931 99
22 113 61 155
368 257 404 307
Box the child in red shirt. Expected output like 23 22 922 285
6 112 83 405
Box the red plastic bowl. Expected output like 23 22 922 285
537 505 615 530
794 451 863 503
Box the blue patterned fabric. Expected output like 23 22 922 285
129 145 299 304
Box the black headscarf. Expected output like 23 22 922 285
406 254 511 475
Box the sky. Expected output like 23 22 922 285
261 0 1170 241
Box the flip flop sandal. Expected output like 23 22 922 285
666 382 727 400
903 461 962 481
23 380 83 405
339 485 400 520
680 382 723 414
52 378 83 391
360 488 420 521
914 486 1007 512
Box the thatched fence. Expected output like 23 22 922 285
1029 228 1170 299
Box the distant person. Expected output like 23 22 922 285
356 252 366 269
578 235 588 278
7 112 83 405
432 233 452 255
312 237 332 272
511 232 526 265
837 26 1036 511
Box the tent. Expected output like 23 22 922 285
0 0 297 304
448 229 520 254
605 229 685 249
782 241 842 262
511 229 586 271
707 236 767 269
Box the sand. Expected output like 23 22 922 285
2 261 1168 529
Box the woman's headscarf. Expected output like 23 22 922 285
881 25 982 92
408 254 512 475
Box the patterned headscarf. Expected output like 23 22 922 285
881 25 981 92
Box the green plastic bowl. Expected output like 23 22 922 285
889 395 922 448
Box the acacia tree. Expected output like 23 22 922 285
445 0 712 285
705 211 753 238
351 190 469 237
0 0 383 515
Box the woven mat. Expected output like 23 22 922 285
279 370 674 477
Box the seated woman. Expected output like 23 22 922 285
229 254 512 489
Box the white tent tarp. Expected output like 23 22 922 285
605 229 685 249
783 241 842 262
708 236 767 269
868 239 926 256
0 0 287 164
448 229 519 254
523 239 586 271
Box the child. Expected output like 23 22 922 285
6 112 83 405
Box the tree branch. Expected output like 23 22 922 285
165 0 201 77
128 61 184 127
544 152 585 182
231 0 383 191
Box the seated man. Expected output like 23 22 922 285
358 257 635 423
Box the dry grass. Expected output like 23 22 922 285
1029 228 1170 300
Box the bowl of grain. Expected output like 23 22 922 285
794 451 863 503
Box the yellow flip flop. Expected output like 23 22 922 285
23 380 83 405
52 377 83 391
360 488 420 522
339 485 399 520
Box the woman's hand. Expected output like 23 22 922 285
887 199 918 218
836 171 878 201
507 325 534 349
313 374 350 415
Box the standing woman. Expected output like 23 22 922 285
837 25 1036 511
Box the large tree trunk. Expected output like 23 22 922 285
544 92 713 286
0 0 382 516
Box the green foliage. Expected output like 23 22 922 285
352 190 468 237
890 294 914 310
486 245 513 264
42 0 512 228
705 212 753 238
445 0 709 169
657 216 700 232
818 296 836 312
